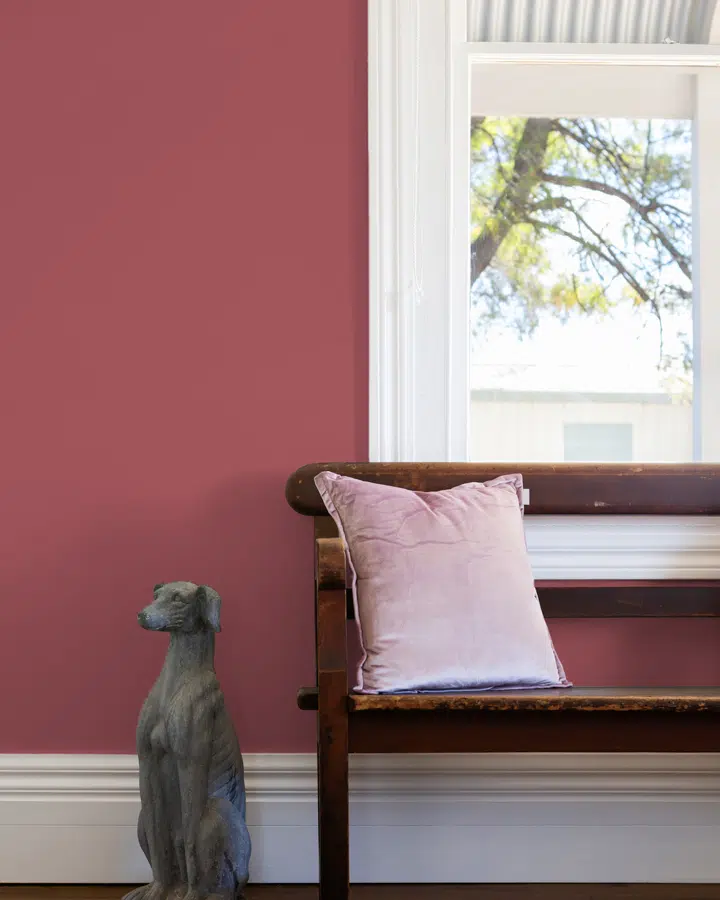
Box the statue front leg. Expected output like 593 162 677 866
123 756 175 900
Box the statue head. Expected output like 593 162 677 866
138 581 222 633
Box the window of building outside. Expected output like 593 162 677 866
563 423 634 463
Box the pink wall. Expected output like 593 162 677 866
1 1 718 754
0 0 367 752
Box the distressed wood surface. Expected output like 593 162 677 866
286 462 720 517
349 710 720 754
349 687 720 713
298 687 720 714
536 580 720 617
315 537 346 591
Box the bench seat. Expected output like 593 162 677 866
298 685 720 713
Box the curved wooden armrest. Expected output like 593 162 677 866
315 537 347 590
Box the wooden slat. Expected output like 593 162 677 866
537 580 720 617
349 686 720 713
348 709 720 753
287 462 720 516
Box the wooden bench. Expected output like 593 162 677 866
285 462 720 899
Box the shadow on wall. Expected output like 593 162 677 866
0 472 316 754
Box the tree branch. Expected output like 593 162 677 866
472 123 511 189
567 205 664 328
524 214 660 322
470 118 553 285
540 172 650 213
553 121 633 191
538 172 691 281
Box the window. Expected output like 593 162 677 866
563 423 634 463
369 1 720 465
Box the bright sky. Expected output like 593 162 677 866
471 305 688 393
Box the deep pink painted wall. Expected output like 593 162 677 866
0 0 367 752
1 0 718 754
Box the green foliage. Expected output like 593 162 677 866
470 115 692 372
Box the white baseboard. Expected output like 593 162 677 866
1 753 720 883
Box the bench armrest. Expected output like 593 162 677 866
296 539 348 712
315 537 347 590
315 537 348 675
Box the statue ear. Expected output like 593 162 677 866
196 585 221 632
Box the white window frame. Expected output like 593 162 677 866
368 0 720 580
368 0 720 464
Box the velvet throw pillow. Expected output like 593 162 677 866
314 471 569 694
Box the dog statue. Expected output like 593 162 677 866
123 582 251 900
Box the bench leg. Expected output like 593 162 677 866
317 674 349 900
315 540 350 900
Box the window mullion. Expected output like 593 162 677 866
694 69 720 460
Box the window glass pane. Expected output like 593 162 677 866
563 423 633 462
469 116 692 463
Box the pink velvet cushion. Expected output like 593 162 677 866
314 471 569 694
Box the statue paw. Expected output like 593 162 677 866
122 882 170 900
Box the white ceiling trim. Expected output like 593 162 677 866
467 0 719 44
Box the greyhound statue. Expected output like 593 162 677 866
123 582 251 900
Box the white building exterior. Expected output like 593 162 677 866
470 390 693 462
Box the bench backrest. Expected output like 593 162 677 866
285 463 720 618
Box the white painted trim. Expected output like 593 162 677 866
3 753 720 883
694 70 720 461
465 43 720 67
368 0 468 461
368 0 405 462
470 64 696 118
349 752 720 800
525 515 720 579
448 0 472 461
3 751 719 806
